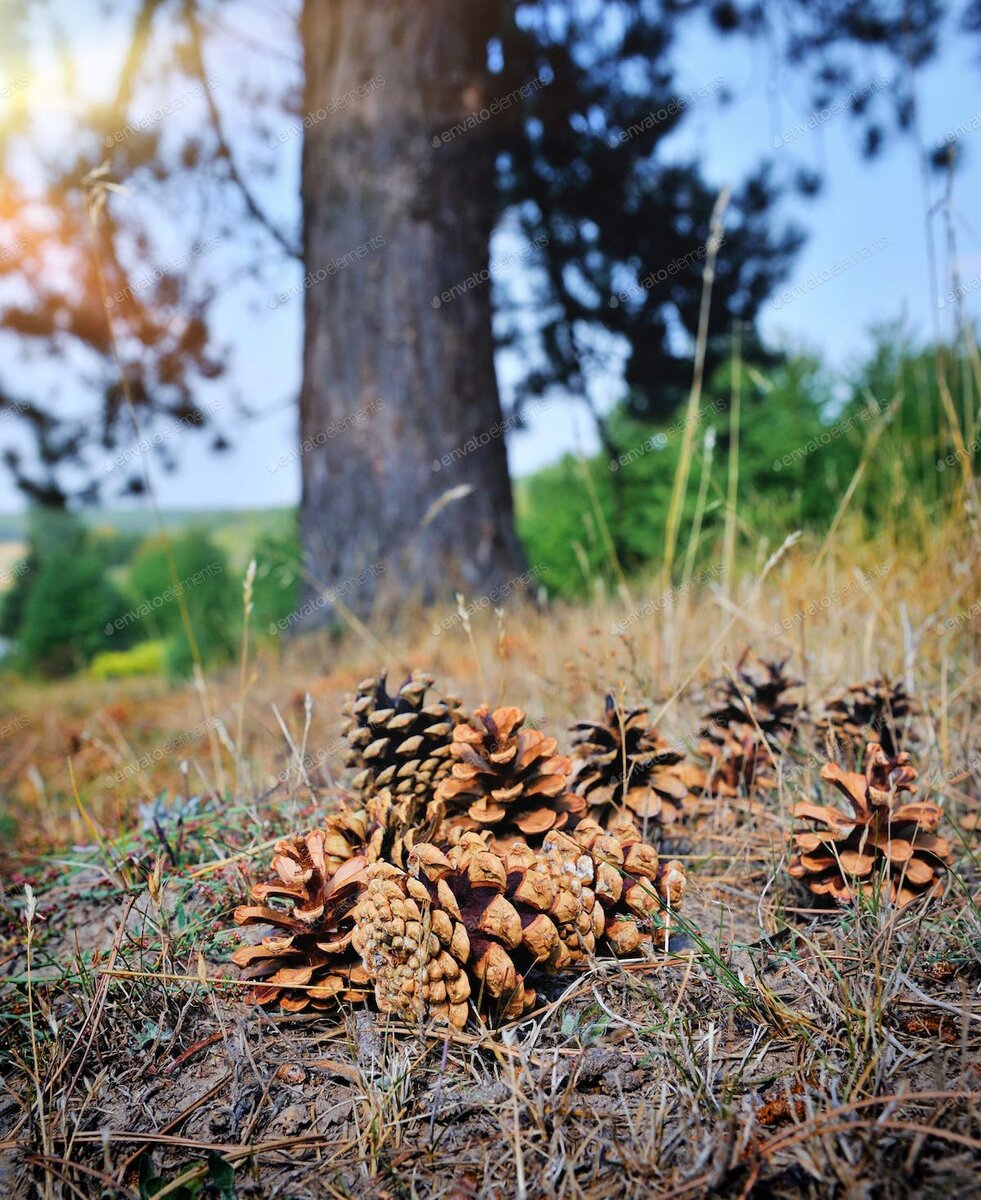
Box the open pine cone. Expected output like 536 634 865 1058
434 705 585 850
570 694 700 827
693 651 801 797
703 652 802 748
789 743 952 907
695 727 777 799
233 831 370 1012
816 678 918 760
353 832 603 1027
551 817 687 954
352 821 687 1028
342 671 464 828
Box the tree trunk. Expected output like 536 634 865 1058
297 0 527 623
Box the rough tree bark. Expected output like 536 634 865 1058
298 0 527 622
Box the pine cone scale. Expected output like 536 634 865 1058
790 743 952 907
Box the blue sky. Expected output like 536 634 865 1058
1 5 978 512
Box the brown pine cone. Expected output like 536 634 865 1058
342 671 464 826
233 832 369 1012
816 678 918 760
788 743 952 907
550 817 687 954
703 651 802 748
351 821 686 1027
434 705 585 850
569 694 699 826
695 727 777 799
352 832 607 1027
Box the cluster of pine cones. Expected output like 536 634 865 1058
232 657 952 1027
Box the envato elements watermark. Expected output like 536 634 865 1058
274 742 342 786
937 272 981 311
269 562 386 635
0 398 31 427
769 562 892 638
431 564 550 637
432 397 548 473
0 558 30 590
609 564 726 635
936 109 981 148
269 399 384 474
772 77 890 148
771 237 890 311
937 432 981 473
609 397 728 471
104 79 221 147
772 397 882 472
268 236 385 310
432 234 549 309
432 74 551 147
0 713 29 741
104 397 221 476
0 234 26 261
609 240 725 308
104 237 223 309
0 76 29 102
268 76 385 148
103 717 221 788
104 562 224 635
936 597 980 637
609 77 725 147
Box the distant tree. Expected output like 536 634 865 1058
15 513 130 675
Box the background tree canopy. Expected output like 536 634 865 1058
0 0 975 508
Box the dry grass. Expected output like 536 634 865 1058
1 520 979 1198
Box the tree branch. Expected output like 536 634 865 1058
182 0 302 261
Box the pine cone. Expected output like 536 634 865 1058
703 652 802 748
789 743 952 907
816 678 918 760
321 805 371 873
569 694 699 826
351 822 686 1027
352 832 607 1027
550 817 687 954
695 727 777 799
233 832 369 1012
342 671 464 827
434 705 585 850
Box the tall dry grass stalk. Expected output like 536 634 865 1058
661 187 729 585
722 323 742 593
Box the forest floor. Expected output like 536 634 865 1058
0 529 979 1198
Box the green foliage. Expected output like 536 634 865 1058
517 340 971 598
89 525 144 567
17 529 131 676
0 509 300 679
90 639 167 680
0 550 36 640
249 526 302 639
126 529 239 677
842 328 978 526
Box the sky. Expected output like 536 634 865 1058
0 3 979 513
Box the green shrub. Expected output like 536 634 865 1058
18 542 131 676
249 527 302 638
516 344 964 598
125 528 239 675
90 639 167 679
